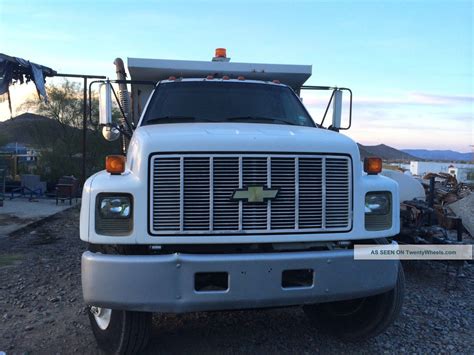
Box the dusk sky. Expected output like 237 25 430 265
1 0 472 152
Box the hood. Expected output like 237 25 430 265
126 122 361 178
129 123 360 157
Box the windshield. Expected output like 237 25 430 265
141 81 315 127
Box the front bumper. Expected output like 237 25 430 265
82 246 399 313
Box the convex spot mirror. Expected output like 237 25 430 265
102 126 120 142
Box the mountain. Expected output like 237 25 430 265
358 144 416 161
0 113 76 147
402 149 473 162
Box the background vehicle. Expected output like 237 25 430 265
80 49 403 353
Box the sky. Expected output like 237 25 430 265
0 0 472 152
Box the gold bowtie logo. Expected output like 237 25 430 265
231 186 279 203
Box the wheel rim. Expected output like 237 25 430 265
90 306 112 330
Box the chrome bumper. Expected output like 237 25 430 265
82 247 399 313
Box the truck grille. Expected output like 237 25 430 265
150 154 352 235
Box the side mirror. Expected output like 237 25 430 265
99 81 112 126
300 86 352 130
331 89 343 131
99 82 119 141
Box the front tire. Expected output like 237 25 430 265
303 263 405 341
88 306 151 354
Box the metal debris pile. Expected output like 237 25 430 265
422 172 472 205
397 174 473 246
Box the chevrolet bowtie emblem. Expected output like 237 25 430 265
231 186 279 203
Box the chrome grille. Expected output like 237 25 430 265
152 158 180 231
183 158 210 230
242 157 267 230
326 158 352 228
271 158 296 229
299 158 323 228
151 154 352 235
213 157 239 230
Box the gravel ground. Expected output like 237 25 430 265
0 207 473 354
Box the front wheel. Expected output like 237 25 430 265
303 263 405 341
88 306 151 354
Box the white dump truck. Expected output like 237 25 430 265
80 49 404 353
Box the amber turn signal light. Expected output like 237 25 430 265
364 157 382 175
106 155 126 175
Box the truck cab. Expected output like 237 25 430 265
80 50 404 353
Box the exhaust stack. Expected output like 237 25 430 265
113 58 131 121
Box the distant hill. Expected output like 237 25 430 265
358 144 416 161
0 113 77 147
402 149 473 162
357 145 473 162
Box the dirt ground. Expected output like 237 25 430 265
0 208 473 354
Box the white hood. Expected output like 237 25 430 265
125 123 361 177
128 123 360 156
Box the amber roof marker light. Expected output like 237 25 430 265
106 155 126 175
215 48 227 58
212 48 231 62
364 157 382 175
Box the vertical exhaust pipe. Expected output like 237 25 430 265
113 58 131 120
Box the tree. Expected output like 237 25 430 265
28 80 84 127
22 79 121 184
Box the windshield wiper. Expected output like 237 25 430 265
144 116 219 124
223 116 299 126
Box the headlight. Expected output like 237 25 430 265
365 192 392 231
365 192 391 215
96 193 133 236
99 196 131 218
